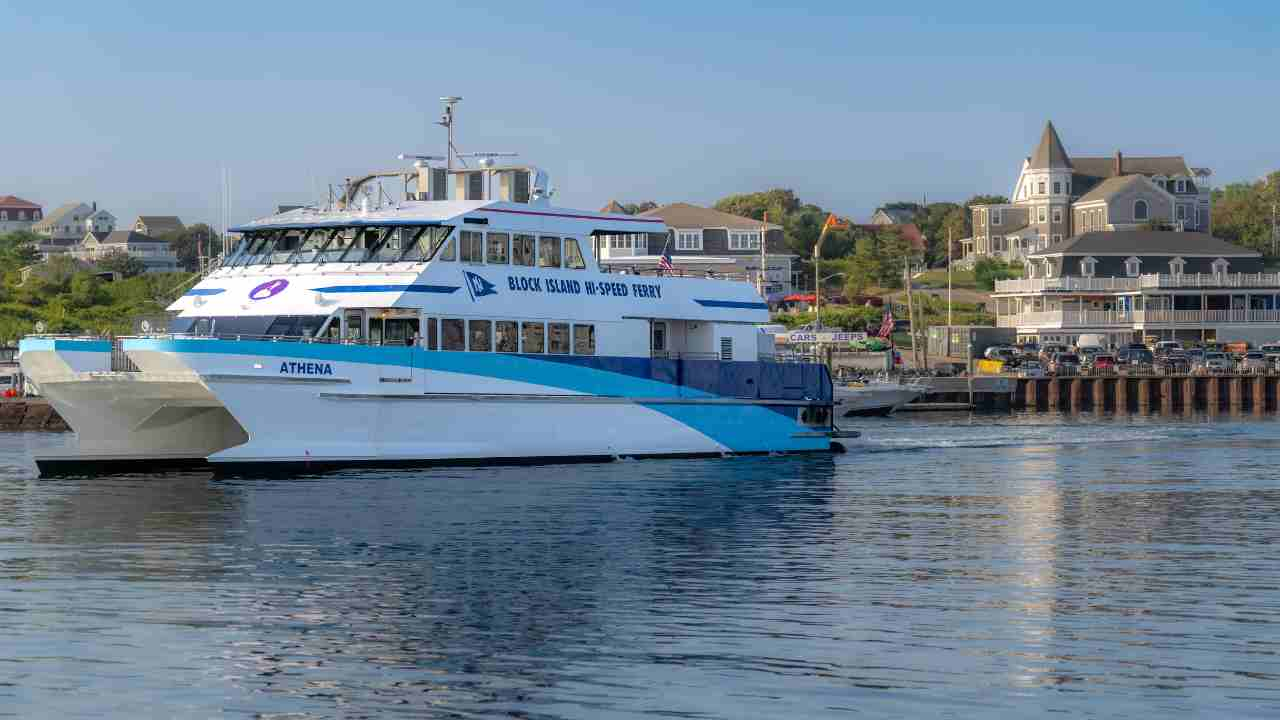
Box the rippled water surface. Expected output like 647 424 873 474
1 413 1278 718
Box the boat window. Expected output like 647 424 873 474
320 228 358 263
459 231 484 264
441 319 465 351
344 310 365 343
512 234 535 266
263 315 329 338
423 317 439 350
379 317 419 345
288 228 338 264
318 316 341 342
573 324 595 355
521 322 545 353
487 232 510 264
395 225 453 262
495 321 518 353
269 229 306 264
468 319 492 351
538 236 562 268
241 231 279 266
563 238 586 270
371 226 420 263
548 322 570 354
340 226 384 263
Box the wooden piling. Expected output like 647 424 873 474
1025 378 1039 410
1115 376 1128 413
1160 378 1173 415
1229 377 1244 412
1093 377 1107 411
1136 378 1151 411
1207 377 1220 414
1254 376 1266 415
1069 378 1084 411
1182 377 1196 416
1047 378 1061 410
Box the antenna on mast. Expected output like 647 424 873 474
436 96 464 170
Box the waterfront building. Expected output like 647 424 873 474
594 202 796 299
133 215 184 237
0 196 43 233
71 230 180 273
992 229 1280 346
32 202 114 243
965 121 1212 264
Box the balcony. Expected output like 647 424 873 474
998 308 1280 329
996 272 1280 294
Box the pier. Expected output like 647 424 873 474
1013 374 1280 413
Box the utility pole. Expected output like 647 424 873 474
904 258 919 370
1272 201 1277 259
947 226 954 328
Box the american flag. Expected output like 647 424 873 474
657 242 674 272
877 309 895 338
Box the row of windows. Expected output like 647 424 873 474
416 317 595 355
1024 178 1071 198
728 231 761 250
676 230 702 251
608 234 647 250
0 210 41 221
226 226 588 269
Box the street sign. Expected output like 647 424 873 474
780 331 869 344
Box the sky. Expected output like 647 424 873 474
2 0 1277 230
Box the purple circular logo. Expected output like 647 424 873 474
249 279 289 301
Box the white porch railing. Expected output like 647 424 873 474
998 308 1280 328
994 277 1140 293
997 272 1280 294
1140 272 1280 289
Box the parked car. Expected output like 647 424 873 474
1153 352 1190 375
1019 361 1045 378
1260 343 1280 355
1039 343 1070 364
1241 351 1269 373
984 345 1021 365
1116 347 1154 370
1077 346 1104 363
1085 353 1117 374
1019 342 1041 359
1154 340 1182 356
1049 352 1081 375
1197 351 1233 374
1185 348 1205 365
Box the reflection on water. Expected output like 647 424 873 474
0 415 1278 718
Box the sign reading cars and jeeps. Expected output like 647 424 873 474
779 331 868 344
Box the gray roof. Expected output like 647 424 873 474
135 215 184 233
874 207 916 224
1028 121 1072 170
639 202 781 231
97 230 168 246
32 202 88 229
1071 155 1192 179
1074 174 1151 204
1029 231 1259 258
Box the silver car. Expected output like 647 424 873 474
1241 351 1268 373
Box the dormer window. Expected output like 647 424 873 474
1175 179 1187 193
1125 256 1141 277
991 209 1001 225
1212 257 1229 277
1080 256 1097 278
1134 199 1149 221
1169 257 1186 277
1053 181 1061 195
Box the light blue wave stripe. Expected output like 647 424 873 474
312 284 460 294
19 338 112 354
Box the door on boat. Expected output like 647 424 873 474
369 309 418 387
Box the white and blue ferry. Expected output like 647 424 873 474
19 137 840 475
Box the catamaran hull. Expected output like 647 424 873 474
24 339 835 476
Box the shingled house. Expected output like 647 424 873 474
593 202 796 298
991 230 1280 346
965 121 1212 263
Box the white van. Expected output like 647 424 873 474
1075 333 1106 350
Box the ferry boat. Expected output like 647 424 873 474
19 111 842 475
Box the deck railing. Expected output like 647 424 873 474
997 272 1280 294
999 308 1280 328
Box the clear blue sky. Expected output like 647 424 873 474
2 0 1276 230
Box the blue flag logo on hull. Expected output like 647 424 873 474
463 271 497 301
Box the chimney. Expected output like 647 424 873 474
1114 151 1123 176
92 201 97 211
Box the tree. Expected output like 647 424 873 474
159 223 218 272
96 249 148 278
0 230 40 270
620 201 658 215
68 273 105 309
1212 171 1279 255
973 257 1018 291
713 189 802 223
966 194 1009 207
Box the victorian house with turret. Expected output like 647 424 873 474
982 122 1280 348
964 121 1212 264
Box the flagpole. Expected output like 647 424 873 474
758 212 768 297
947 226 953 328
814 226 826 331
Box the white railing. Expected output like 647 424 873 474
994 277 1140 293
1140 272 1280 289
1000 308 1280 328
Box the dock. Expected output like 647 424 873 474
0 399 69 431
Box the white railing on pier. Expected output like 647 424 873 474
997 272 1280 294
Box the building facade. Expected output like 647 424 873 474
966 121 1212 264
71 230 179 273
594 202 797 299
32 202 115 244
992 230 1280 346
133 215 184 237
0 196 43 233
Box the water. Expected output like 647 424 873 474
1 414 1278 718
